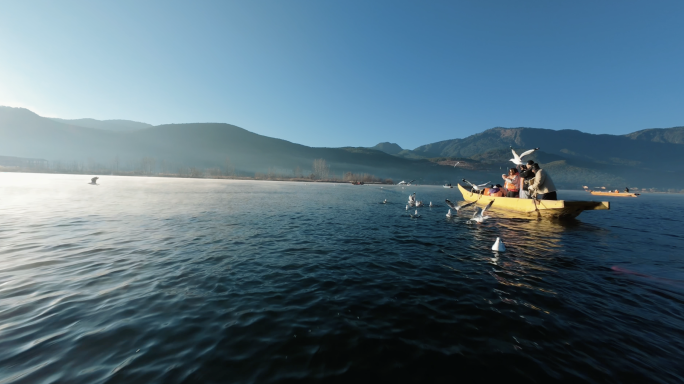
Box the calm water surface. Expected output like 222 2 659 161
1 173 683 383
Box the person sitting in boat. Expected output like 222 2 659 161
489 184 505 197
517 161 535 199
625 187 630 193
528 163 557 200
502 168 520 197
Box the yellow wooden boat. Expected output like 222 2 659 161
589 191 639 197
457 184 609 220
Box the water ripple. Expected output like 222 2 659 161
0 174 683 383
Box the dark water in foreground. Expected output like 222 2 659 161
1 174 683 383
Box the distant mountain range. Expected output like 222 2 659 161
1 105 683 189
368 126 684 189
625 126 684 144
0 106 476 183
371 142 403 155
49 118 152 132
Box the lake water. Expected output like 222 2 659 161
1 173 683 383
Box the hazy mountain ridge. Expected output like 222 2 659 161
409 127 684 170
50 117 152 131
0 107 475 183
400 126 684 188
624 126 684 144
371 142 403 155
1 106 683 188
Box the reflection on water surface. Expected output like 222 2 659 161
0 173 683 383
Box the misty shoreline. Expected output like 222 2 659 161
3 169 684 194
0 168 394 185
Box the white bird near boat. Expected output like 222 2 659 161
461 179 490 193
509 147 539 166
416 201 424 207
446 209 453 219
88 177 99 185
469 200 494 224
445 199 476 213
429 201 433 207
492 237 506 252
406 204 409 210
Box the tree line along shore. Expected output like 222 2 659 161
0 157 395 185
2 155 684 192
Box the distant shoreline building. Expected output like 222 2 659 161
0 155 49 170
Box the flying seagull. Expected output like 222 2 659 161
470 200 494 223
453 161 460 167
462 179 490 192
509 147 539 166
89 177 99 185
445 199 476 213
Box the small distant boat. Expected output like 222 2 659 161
457 184 609 220
350 181 364 185
589 191 639 197
443 183 453 188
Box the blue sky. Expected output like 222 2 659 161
1 1 682 149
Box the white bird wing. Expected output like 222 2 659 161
461 179 476 188
481 200 494 216
472 207 483 218
519 148 539 159
476 181 491 188
457 201 477 211
510 148 521 162
445 199 457 210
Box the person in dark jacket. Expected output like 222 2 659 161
518 160 535 198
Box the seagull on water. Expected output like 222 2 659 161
446 209 453 219
429 201 433 207
410 209 421 218
462 179 490 193
492 237 506 252
89 177 99 185
509 147 539 166
469 200 494 224
382 199 387 204
445 199 476 214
